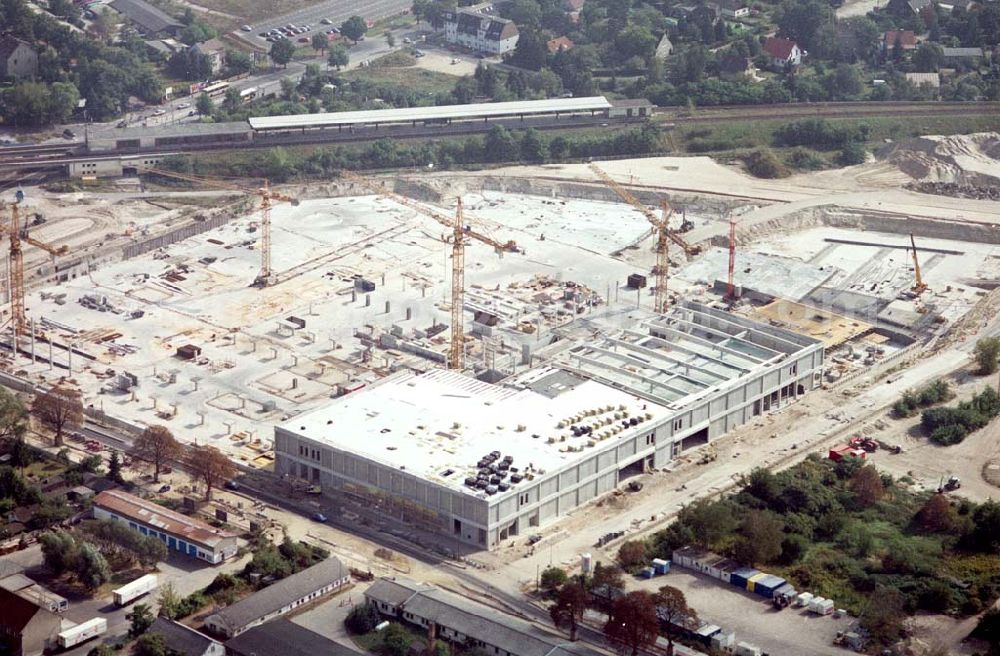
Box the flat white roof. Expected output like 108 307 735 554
248 97 612 130
280 367 667 498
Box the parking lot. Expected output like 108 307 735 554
230 0 411 49
632 569 852 656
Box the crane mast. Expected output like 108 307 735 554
727 217 737 299
654 202 671 314
8 202 25 335
910 233 927 294
449 199 467 370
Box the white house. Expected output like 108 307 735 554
442 6 519 55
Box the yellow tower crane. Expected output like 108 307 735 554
910 233 928 295
142 167 298 287
588 163 695 313
339 170 518 370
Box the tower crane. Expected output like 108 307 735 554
727 216 737 300
910 233 928 295
142 167 298 287
338 170 518 370
588 163 684 313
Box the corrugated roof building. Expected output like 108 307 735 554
148 618 222 656
108 0 182 35
204 557 349 638
92 490 239 564
224 618 361 656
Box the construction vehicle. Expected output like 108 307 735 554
338 170 517 370
142 167 298 287
849 436 879 453
910 233 928 295
939 475 961 492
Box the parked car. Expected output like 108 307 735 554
298 36 309 42
62 128 75 138
177 102 189 109
158 485 171 493
311 512 328 522
241 24 252 31
320 17 331 24
152 109 166 116
224 480 240 490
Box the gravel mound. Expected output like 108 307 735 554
879 132 1000 185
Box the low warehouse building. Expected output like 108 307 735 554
204 557 349 638
365 577 603 656
147 618 222 656
275 302 823 549
0 588 62 656
92 489 239 564
224 618 361 656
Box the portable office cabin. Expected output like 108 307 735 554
711 558 737 583
795 592 814 607
651 559 670 575
730 567 759 590
694 624 721 647
754 574 787 599
746 572 767 593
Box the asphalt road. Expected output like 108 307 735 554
230 0 411 49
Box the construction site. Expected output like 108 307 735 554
0 133 998 515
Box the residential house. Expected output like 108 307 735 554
224 619 361 656
713 0 750 18
108 0 182 36
763 36 803 69
564 0 584 22
190 38 227 74
546 36 574 54
0 36 37 80
204 557 349 638
887 0 933 15
719 54 754 80
441 6 519 55
148 618 223 656
655 34 673 59
92 489 239 564
0 588 62 656
942 46 985 62
366 578 606 656
882 30 917 54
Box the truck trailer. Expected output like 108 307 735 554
113 573 158 606
57 618 107 649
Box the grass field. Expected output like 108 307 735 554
341 57 461 97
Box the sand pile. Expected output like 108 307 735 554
880 132 1000 185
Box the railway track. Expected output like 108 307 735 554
0 101 996 173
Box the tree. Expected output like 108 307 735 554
382 623 411 656
128 603 154 637
974 337 1000 374
733 510 784 565
185 445 235 501
604 591 660 656
134 633 169 656
850 465 885 507
0 388 27 444
33 384 83 446
775 0 834 53
132 425 183 483
77 543 112 590
825 64 864 99
591 562 624 592
678 498 736 548
225 49 252 75
340 15 368 43
270 38 295 68
540 566 568 594
107 449 124 484
913 42 944 72
550 583 587 640
616 540 648 570
157 582 181 619
345 603 382 634
328 44 349 70
312 33 328 52
485 125 520 162
915 494 954 532
656 585 694 655
859 586 906 646
196 92 213 116
520 129 547 164
222 86 242 113
507 28 547 70
386 32 396 47
40 531 79 574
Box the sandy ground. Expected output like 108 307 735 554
412 47 480 76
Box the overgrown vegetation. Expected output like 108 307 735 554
894 380 954 418
921 386 1000 445
640 457 1000 645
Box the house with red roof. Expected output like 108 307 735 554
547 36 574 54
763 36 803 70
882 30 917 54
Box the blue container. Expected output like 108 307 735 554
652 558 671 575
640 567 655 579
754 575 787 598
730 567 759 590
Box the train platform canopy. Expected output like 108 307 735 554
88 121 248 151
247 97 613 131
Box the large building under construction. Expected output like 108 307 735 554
274 302 823 549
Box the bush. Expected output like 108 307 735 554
345 603 382 634
617 540 648 571
540 566 568 594
784 148 827 170
921 387 1000 445
773 119 865 150
743 149 788 178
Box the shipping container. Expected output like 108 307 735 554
651 558 670 575
712 558 738 584
711 632 735 650
729 567 759 590
57 618 107 649
814 599 835 615
694 624 721 646
754 574 787 598
746 572 767 593
735 642 762 656
796 592 814 607
113 573 158 606
772 583 797 602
